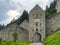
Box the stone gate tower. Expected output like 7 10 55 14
29 5 46 42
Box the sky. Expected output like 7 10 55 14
0 0 54 25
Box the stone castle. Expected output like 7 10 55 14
0 0 60 42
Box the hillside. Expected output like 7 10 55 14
43 29 60 45
6 10 29 27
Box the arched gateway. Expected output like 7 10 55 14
32 32 41 42
29 4 45 42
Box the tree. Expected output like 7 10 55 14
15 10 29 25
45 11 50 17
46 5 49 11
13 32 18 42
45 0 57 17
50 0 57 9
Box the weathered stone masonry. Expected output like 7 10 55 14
0 1 60 42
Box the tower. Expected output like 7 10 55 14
29 4 46 42
56 0 60 12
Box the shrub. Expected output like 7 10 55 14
12 32 18 42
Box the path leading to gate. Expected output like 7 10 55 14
29 43 43 45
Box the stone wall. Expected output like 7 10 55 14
0 23 29 41
20 20 29 31
46 12 60 35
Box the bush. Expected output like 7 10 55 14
0 38 2 41
13 32 18 42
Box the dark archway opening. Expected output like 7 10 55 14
32 32 41 42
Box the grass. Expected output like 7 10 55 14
43 29 60 45
0 40 31 45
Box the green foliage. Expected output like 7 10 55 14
45 8 57 17
0 41 30 45
15 20 20 25
50 0 57 9
0 38 2 41
15 10 29 25
13 32 18 42
45 11 50 17
49 8 57 15
45 0 57 17
0 38 2 44
43 29 60 45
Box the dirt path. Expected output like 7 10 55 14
29 43 43 45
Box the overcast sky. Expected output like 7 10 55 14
0 0 54 25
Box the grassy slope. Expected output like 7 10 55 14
43 29 60 45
